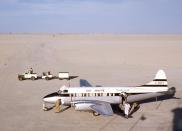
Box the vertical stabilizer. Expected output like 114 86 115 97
142 70 168 87
154 70 167 80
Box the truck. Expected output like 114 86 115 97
18 72 38 81
58 72 69 80
42 72 53 80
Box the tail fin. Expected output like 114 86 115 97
80 79 92 87
142 70 168 87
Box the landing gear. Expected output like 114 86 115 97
43 107 48 111
125 114 129 119
93 112 100 116
42 103 48 111
119 93 134 118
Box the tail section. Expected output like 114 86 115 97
142 70 168 87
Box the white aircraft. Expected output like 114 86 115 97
42 70 175 116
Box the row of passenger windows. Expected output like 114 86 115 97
60 93 120 97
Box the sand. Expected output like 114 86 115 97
0 34 182 131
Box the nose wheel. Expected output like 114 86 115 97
42 100 62 112
42 103 48 111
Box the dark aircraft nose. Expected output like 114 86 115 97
43 92 59 98
43 92 61 103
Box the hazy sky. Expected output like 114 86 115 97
0 0 182 33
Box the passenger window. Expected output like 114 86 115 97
61 94 69 97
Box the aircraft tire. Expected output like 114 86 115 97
93 112 100 116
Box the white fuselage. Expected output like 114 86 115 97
43 70 173 115
67 86 168 94
43 86 169 105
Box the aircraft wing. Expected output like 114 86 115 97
72 100 113 116
90 101 113 116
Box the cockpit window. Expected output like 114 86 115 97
57 90 69 97
63 90 68 93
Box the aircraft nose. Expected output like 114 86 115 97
43 92 60 103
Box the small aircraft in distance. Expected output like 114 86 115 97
42 70 176 117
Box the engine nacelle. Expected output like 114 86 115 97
74 103 93 111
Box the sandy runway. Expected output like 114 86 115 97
0 34 182 131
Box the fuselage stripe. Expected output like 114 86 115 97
153 79 167 81
141 85 167 87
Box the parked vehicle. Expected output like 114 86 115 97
58 72 69 79
18 72 38 81
42 72 53 80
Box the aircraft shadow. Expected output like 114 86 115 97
111 105 125 117
60 106 71 112
172 108 182 131
44 106 55 111
36 76 79 81
45 105 71 112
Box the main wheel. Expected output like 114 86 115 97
31 76 35 80
43 107 48 111
93 112 100 116
45 77 49 80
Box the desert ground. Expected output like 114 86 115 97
0 34 182 131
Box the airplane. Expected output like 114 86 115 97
42 70 176 116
